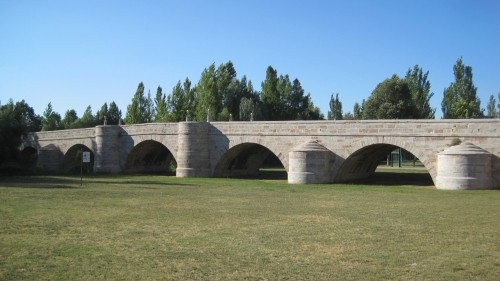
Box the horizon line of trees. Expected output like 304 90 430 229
34 57 500 132
328 58 498 120
1 58 498 167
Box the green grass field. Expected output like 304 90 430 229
1 175 499 280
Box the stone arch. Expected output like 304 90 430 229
124 140 176 174
334 139 434 185
213 142 286 178
63 144 94 173
38 144 64 172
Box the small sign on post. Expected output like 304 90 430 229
82 152 91 163
81 151 90 186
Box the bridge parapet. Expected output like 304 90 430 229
20 119 499 189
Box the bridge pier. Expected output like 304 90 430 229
288 140 336 184
176 122 211 178
94 125 123 173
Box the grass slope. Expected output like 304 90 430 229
0 175 499 280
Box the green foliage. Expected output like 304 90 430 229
154 86 169 122
107 102 122 125
166 78 195 122
328 93 343 120
194 64 219 121
260 66 318 120
363 75 415 119
486 94 498 118
261 66 280 120
76 105 96 128
124 82 154 124
441 57 482 118
498 93 500 115
343 112 354 120
353 101 363 120
41 102 62 131
0 99 41 166
405 65 435 119
95 103 108 126
239 97 260 121
61 109 79 129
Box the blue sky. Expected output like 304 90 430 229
1 0 499 119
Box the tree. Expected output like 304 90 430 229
260 66 316 120
343 112 354 120
498 93 500 117
194 64 219 121
286 79 309 120
95 103 108 125
166 78 196 122
441 57 482 118
0 100 41 165
363 75 415 119
239 97 261 121
353 101 363 120
328 93 343 120
261 66 280 120
108 102 122 125
76 105 96 128
125 82 154 124
302 97 324 120
217 61 239 120
154 86 169 122
14 100 42 132
61 109 78 129
41 102 61 131
0 100 24 164
486 94 497 118
405 65 435 119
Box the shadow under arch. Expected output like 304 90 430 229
19 146 38 171
63 144 94 174
334 143 433 186
124 140 176 175
213 142 286 179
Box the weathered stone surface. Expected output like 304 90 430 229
21 119 500 189
436 142 494 190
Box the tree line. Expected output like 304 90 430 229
1 58 499 169
328 58 499 120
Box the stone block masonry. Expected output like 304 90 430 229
21 119 500 189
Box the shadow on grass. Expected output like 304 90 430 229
0 176 82 189
352 172 434 186
0 175 193 189
233 170 288 181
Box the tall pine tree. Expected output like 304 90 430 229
125 82 154 124
441 58 482 118
328 93 343 120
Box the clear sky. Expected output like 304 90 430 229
1 0 499 119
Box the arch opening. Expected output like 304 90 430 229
214 143 286 180
63 144 94 174
335 144 433 186
124 140 176 175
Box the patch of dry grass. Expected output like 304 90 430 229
0 175 499 280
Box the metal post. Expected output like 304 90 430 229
80 148 83 186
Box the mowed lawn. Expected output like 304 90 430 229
0 175 499 280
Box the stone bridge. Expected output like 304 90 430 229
20 120 500 189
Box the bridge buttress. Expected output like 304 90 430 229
176 122 211 178
94 125 123 173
